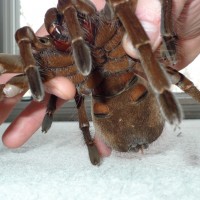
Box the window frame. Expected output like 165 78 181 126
0 0 20 54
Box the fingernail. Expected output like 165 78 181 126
140 20 158 33
123 33 139 58
3 84 23 98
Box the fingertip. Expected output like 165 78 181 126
122 33 140 59
122 21 161 59
45 77 76 100
90 0 105 10
2 131 23 149
2 118 36 149
94 134 112 157
122 0 162 59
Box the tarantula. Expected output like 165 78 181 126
0 0 200 165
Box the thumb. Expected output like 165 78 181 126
122 0 162 59
44 76 76 100
122 20 161 59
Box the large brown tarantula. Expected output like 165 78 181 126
0 0 200 165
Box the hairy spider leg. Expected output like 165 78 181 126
57 0 96 76
15 27 51 101
105 0 182 124
75 92 101 165
160 0 178 65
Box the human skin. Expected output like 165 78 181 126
1 0 200 157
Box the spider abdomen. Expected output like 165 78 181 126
92 81 165 152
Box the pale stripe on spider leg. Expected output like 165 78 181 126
61 5 92 76
15 27 51 101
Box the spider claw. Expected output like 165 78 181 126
160 0 178 66
157 90 183 124
101 2 115 20
42 113 53 133
87 144 101 166
42 95 57 133
162 35 177 65
72 39 92 76
26 66 44 102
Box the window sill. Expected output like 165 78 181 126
4 93 200 122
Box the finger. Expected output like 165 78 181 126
0 73 20 84
123 0 162 58
177 0 200 40
0 93 25 124
123 0 187 59
176 35 200 70
94 134 112 157
0 77 75 124
2 78 75 148
123 21 161 59
2 94 66 148
90 0 105 10
36 24 48 36
44 76 76 100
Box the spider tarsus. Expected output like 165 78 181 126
101 2 115 20
87 144 101 166
158 90 183 124
72 39 92 76
42 113 53 133
162 35 177 65
26 66 44 102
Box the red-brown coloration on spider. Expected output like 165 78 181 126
0 0 200 165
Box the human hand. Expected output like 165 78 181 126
0 20 76 148
1 76 76 148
